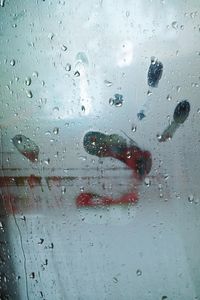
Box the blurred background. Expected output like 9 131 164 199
0 0 200 299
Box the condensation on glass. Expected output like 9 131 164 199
0 0 200 299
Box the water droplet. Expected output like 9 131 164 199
75 52 89 67
61 186 66 194
166 94 172 101
65 63 71 71
26 90 33 98
10 59 15 66
147 90 152 96
126 10 130 17
80 105 85 113
45 131 51 136
0 221 4 232
44 158 50 165
172 21 178 29
164 174 169 180
191 82 199 88
0 0 5 7
197 108 200 113
113 277 118 283
53 106 59 112
131 125 137 132
20 215 26 221
74 71 80 77
126 151 132 159
109 93 124 107
25 77 31 86
29 272 35 279
53 127 59 135
137 110 146 120
32 71 38 77
48 33 54 40
17 136 23 144
188 194 194 203
80 186 84 192
61 44 67 51
176 85 181 92
190 11 197 18
144 177 151 187
180 25 184 30
161 296 168 300
109 98 114 106
136 269 142 276
104 80 113 87
79 156 87 161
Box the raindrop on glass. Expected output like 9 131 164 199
166 94 172 101
127 151 132 159
25 77 31 86
104 80 113 87
32 71 38 77
44 158 50 165
137 110 146 120
188 194 194 203
53 106 59 112
172 21 178 29
109 93 124 107
144 177 151 187
0 0 5 7
26 90 33 98
147 90 152 96
164 174 169 180
136 269 142 276
65 63 71 71
61 186 66 194
48 33 54 40
61 44 67 51
17 136 22 144
131 125 137 132
74 71 80 77
10 59 15 66
113 277 118 283
53 127 59 135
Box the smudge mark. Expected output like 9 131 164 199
76 131 152 207
148 57 163 88
27 175 43 191
12 134 39 162
76 191 138 207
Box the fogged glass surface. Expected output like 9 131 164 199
0 0 200 299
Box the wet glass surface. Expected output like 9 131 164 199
0 1 200 299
